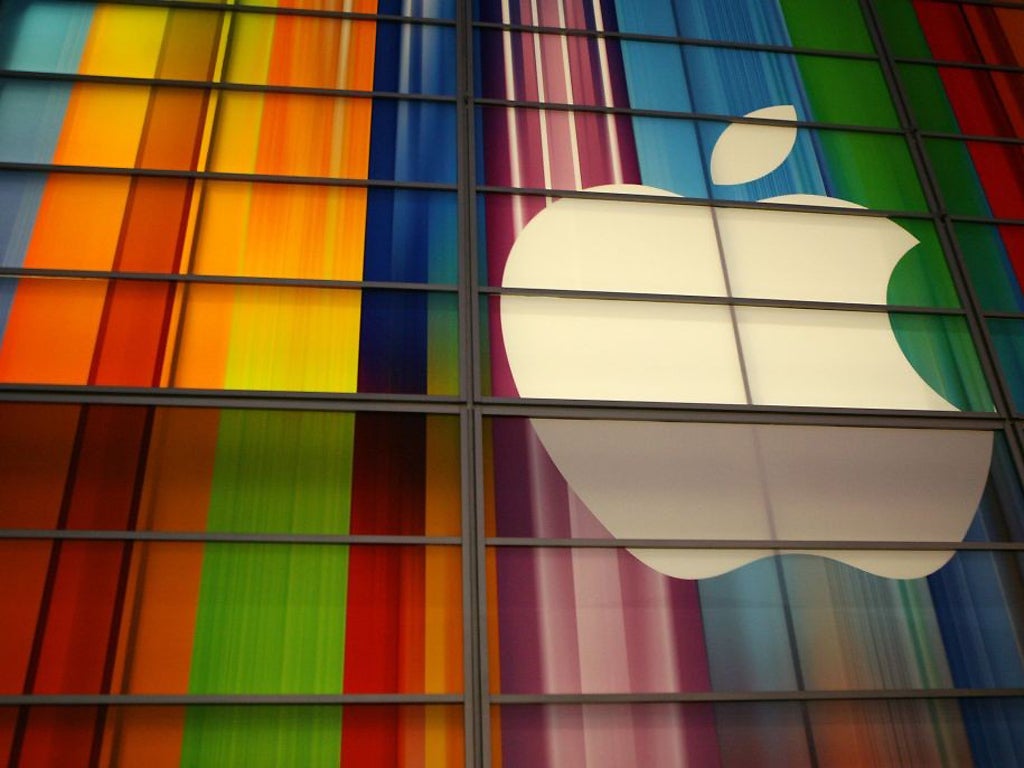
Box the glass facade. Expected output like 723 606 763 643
1 0 1023 765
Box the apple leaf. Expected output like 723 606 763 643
710 104 798 186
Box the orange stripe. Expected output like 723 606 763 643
99 410 219 763
0 279 107 384
21 175 132 272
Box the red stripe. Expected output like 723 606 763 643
341 415 427 762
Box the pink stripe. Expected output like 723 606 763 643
490 5 720 764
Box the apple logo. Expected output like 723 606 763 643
499 105 993 580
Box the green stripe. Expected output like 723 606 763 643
782 0 993 411
778 0 875 54
182 411 355 765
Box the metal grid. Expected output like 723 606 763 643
1 0 1023 765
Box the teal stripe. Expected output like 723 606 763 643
0 1 94 335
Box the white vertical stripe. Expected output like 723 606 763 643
591 0 624 183
556 0 583 189
529 0 554 193
501 0 525 232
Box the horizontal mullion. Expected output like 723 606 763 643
921 130 1024 146
487 537 1024 552
0 385 463 412
478 396 1004 425
895 56 1024 75
491 689 1024 705
479 284 964 316
474 97 904 136
6 691 1023 707
43 0 457 25
0 267 458 294
982 309 1024 320
928 0 1024 9
949 213 1024 226
9 532 1016 552
0 162 457 191
0 530 461 546
0 69 457 103
0 390 1007 427
471 20 880 62
476 185 935 220
0 693 463 706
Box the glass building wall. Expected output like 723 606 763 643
1 0 1023 765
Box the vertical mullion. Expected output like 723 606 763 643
473 408 493 768
456 0 484 765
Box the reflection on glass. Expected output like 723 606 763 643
926 138 1024 220
0 5 456 89
473 0 875 53
209 94 456 183
956 222 1024 312
490 161 987 410
486 418 1024 548
4 705 464 766
489 548 1024 695
0 404 461 535
0 541 462 696
0 278 459 394
495 294 989 411
190 184 458 282
525 419 991 578
492 700 1021 768
475 31 893 127
500 296 746 403
900 64 1024 139
0 173 458 283
988 319 1024 411
478 107 927 212
482 193 958 307
881 0 1024 67
0 81 456 183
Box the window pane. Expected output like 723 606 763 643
475 32 894 128
0 81 457 184
485 417 1024 552
988 318 1024 411
478 107 927 212
882 0 1024 67
0 541 462 695
0 173 458 284
473 0 876 53
491 700 1024 768
488 548 1024 693
484 295 990 410
956 222 1024 312
0 404 461 535
0 3 456 86
1 705 464 767
0 278 459 394
901 64 1024 139
480 192 958 308
925 138 1024 220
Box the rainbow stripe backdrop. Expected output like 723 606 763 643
475 0 1024 765
0 0 463 765
0 403 465 765
3 0 1024 766
0 0 459 394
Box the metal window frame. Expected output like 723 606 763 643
4 1 1024 766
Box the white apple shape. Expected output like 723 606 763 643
499 105 993 579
